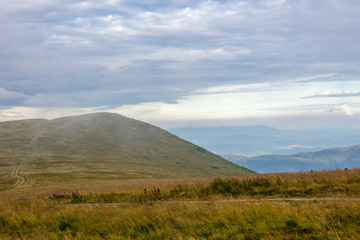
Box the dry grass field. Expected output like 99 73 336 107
0 168 359 239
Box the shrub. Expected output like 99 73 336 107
71 192 84 204
206 177 272 196
58 217 74 231
285 219 299 229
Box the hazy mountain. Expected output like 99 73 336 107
169 126 360 156
228 145 360 173
0 113 253 188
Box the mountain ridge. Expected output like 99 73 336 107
229 144 360 173
169 125 360 156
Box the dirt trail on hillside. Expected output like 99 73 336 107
12 164 26 187
12 133 41 188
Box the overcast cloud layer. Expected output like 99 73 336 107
1 0 360 128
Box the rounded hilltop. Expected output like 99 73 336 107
0 112 254 188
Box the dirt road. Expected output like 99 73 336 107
12 132 41 188
12 164 26 187
66 197 360 207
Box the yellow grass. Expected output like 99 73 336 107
0 168 359 239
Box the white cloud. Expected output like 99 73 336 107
113 79 360 124
305 91 360 98
328 104 355 116
193 73 341 94
287 74 338 83
0 106 103 121
44 34 92 47
278 144 314 150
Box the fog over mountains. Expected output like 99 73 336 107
169 126 360 173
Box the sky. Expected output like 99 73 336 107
1 0 360 129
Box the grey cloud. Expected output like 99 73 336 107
304 92 360 99
23 86 187 108
0 88 29 106
1 0 360 108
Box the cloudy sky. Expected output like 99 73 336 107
1 0 360 129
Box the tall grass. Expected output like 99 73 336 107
52 169 360 204
0 197 359 239
0 168 359 239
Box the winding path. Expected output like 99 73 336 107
12 164 26 187
12 133 41 188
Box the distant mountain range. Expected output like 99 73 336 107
168 126 360 173
227 145 360 173
0 113 253 189
169 126 360 156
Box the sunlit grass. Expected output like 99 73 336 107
46 168 360 204
0 198 359 239
0 168 359 239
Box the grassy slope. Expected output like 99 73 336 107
0 113 253 188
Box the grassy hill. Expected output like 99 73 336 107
0 113 253 189
231 145 360 173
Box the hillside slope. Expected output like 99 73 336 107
231 145 360 173
0 113 253 189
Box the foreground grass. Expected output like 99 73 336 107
0 168 359 239
0 198 359 239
